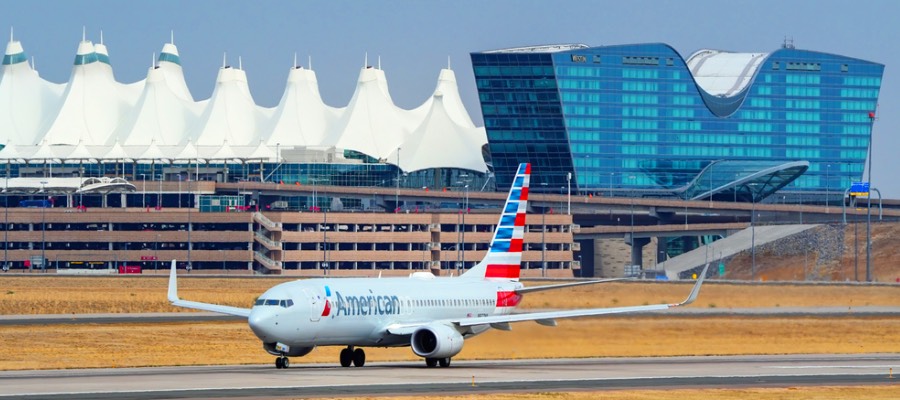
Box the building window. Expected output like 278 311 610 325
772 61 779 70
841 64 849 73
593 55 601 63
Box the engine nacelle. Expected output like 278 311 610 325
410 323 464 359
263 342 315 357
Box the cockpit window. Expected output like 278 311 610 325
254 298 294 308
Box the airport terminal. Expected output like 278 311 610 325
0 36 888 277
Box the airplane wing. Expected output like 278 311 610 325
167 261 252 318
515 278 626 295
385 264 709 335
457 264 708 328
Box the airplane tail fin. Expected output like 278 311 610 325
460 162 530 281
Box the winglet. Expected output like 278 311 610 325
167 260 179 303
674 263 709 307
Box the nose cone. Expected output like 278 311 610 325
249 308 278 342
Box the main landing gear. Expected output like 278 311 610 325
425 357 451 368
339 346 366 367
275 356 290 369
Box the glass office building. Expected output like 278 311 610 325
471 43 884 202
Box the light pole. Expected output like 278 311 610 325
40 181 47 272
140 173 146 208
825 163 830 212
157 174 162 209
566 172 571 215
866 111 875 282
608 172 613 197
155 233 160 270
187 178 192 272
395 147 401 213
3 176 8 271
462 184 468 272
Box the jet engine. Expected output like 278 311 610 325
263 342 315 357
410 323 464 359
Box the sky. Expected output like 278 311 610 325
2 0 898 196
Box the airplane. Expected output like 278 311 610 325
168 162 709 369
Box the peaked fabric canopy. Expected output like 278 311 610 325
0 36 489 173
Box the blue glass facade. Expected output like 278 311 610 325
472 43 884 198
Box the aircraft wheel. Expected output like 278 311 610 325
352 348 366 367
425 358 437 368
438 357 451 367
339 348 352 367
281 357 290 369
275 357 284 369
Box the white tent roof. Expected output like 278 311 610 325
173 140 201 160
0 40 64 145
246 140 277 161
387 93 487 173
686 49 769 97
136 140 168 163
265 67 341 147
28 140 60 161
0 38 489 172
328 67 411 160
0 142 25 161
209 140 239 161
102 140 131 161
192 66 270 146
41 40 145 146
61 140 96 163
116 63 201 146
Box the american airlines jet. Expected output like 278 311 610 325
168 163 708 369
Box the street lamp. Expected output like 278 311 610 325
3 176 8 271
566 172 571 215
608 172 613 197
140 173 146 208
395 147 401 213
40 181 47 272
866 111 875 282
825 164 831 212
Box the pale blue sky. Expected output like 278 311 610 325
2 0 897 196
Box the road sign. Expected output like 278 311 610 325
850 182 870 197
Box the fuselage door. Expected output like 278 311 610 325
305 289 322 322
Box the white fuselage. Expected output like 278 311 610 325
248 275 523 348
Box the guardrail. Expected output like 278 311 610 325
254 231 282 250
253 251 282 271
252 212 281 230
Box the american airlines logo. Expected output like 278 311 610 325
333 292 402 317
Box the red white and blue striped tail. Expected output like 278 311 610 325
461 163 530 281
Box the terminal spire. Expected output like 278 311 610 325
9 26 12 43
100 29 104 45
447 56 451 70
82 26 86 42
308 55 312 70
170 30 175 45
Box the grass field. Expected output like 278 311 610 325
1 276 898 315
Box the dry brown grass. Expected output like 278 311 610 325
309 387 900 400
1 276 898 315
1 317 898 370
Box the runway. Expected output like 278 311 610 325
1 354 896 399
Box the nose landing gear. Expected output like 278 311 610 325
339 346 366 367
275 356 290 369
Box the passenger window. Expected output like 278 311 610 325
255 299 265 306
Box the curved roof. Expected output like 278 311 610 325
0 36 488 173
682 160 810 202
686 49 769 97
